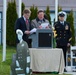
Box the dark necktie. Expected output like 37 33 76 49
26 19 29 30
26 19 29 25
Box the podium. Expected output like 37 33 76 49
29 29 53 48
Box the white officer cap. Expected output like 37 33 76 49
16 29 23 36
58 11 66 17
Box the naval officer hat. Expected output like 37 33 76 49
58 11 65 17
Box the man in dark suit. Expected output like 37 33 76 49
15 8 32 47
54 11 72 71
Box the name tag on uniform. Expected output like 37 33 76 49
65 25 69 30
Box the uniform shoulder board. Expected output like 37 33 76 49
69 37 72 41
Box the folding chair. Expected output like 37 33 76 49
70 46 76 71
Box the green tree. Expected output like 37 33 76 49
58 6 62 12
6 0 18 46
21 2 25 15
30 5 38 21
30 5 35 20
34 6 38 19
45 6 51 24
66 10 75 46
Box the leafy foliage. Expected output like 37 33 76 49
21 2 25 15
45 6 51 24
6 0 18 46
30 5 38 21
58 6 62 12
66 10 75 46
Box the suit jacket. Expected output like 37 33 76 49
15 17 32 44
31 18 51 28
54 21 71 46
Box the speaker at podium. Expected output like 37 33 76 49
29 29 53 48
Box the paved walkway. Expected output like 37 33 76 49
64 72 76 75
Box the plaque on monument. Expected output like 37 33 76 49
29 29 53 48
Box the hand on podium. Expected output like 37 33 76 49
46 26 50 29
38 25 42 29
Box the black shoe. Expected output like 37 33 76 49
64 69 67 72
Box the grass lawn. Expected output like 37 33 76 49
0 45 72 75
0 45 16 75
